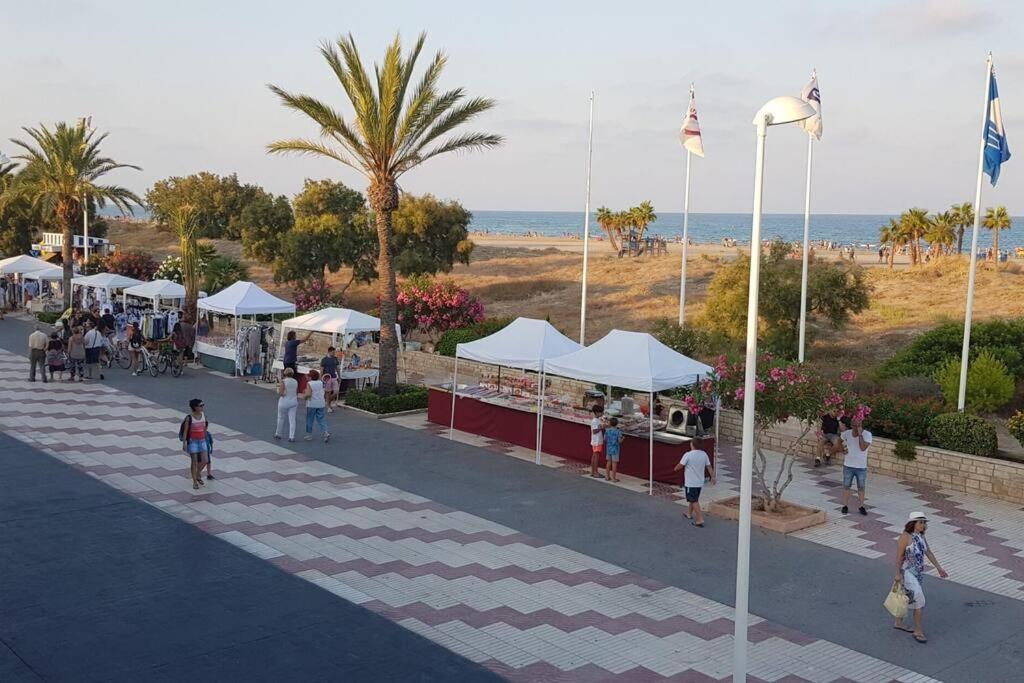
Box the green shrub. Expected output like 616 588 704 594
934 350 1015 414
35 312 62 325
1007 411 1024 447
927 412 998 457
435 317 514 357
893 440 918 461
651 318 711 358
865 393 942 444
880 318 1024 379
345 384 428 414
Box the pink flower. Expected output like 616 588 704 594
841 370 856 382
755 381 766 392
734 388 745 401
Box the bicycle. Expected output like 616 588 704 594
132 344 160 378
157 343 185 378
106 339 133 370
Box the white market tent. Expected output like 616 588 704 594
71 272 144 307
278 307 402 378
448 318 582 463
22 267 64 282
197 281 295 316
542 329 714 493
122 279 206 311
0 254 54 274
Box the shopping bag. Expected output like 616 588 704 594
883 580 908 619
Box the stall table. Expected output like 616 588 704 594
428 386 714 486
272 359 379 392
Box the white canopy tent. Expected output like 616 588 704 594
122 279 206 312
72 272 145 308
22 267 64 282
541 329 714 493
448 317 582 464
0 254 54 274
278 307 402 381
197 281 295 316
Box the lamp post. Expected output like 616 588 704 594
733 95 815 683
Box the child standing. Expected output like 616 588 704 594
674 438 716 527
46 333 66 382
589 405 605 478
604 417 623 482
323 372 339 413
303 369 330 442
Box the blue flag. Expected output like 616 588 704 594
984 70 1011 186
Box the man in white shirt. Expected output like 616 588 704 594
589 405 605 479
83 321 105 380
840 417 872 516
673 438 716 527
28 324 49 382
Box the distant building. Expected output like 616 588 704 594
31 233 117 259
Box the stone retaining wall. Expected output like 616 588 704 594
717 409 1024 506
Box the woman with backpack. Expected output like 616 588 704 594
179 398 212 490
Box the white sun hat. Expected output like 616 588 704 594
907 511 927 523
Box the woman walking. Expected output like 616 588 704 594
274 367 299 442
178 398 210 490
66 326 86 382
893 511 948 643
302 369 330 442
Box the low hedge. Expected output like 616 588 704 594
36 312 62 325
926 412 998 458
865 393 943 444
345 384 428 414
436 317 514 357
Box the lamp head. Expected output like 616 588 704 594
753 95 815 126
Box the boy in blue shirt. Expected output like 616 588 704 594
604 417 623 482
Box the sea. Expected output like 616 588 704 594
100 206 1022 250
468 211 1024 250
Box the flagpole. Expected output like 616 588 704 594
798 134 813 362
679 149 692 326
958 53 993 412
579 91 595 346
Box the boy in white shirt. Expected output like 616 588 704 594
840 417 873 516
674 438 716 527
589 405 605 479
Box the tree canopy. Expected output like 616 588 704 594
392 194 473 276
145 172 276 238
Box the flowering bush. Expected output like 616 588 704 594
293 278 337 312
153 244 216 283
104 250 159 281
679 355 869 511
395 277 484 340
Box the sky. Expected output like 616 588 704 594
2 0 1022 216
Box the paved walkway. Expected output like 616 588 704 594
387 414 1024 603
0 349 936 682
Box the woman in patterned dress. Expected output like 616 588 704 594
893 511 948 643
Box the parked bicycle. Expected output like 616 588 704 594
105 339 133 370
154 341 185 378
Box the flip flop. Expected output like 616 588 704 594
691 521 705 527
914 634 928 643
893 626 914 633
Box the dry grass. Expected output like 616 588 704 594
107 221 1024 372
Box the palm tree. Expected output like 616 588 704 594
268 32 501 394
983 206 1012 262
900 208 930 266
950 202 974 255
8 121 140 306
595 207 620 251
926 211 956 258
879 218 902 269
631 201 657 240
170 205 202 321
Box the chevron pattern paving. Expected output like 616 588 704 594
0 350 937 682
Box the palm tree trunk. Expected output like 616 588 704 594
602 225 620 251
369 179 399 396
58 199 77 309
181 236 199 322
888 244 895 269
994 229 1000 264
957 227 965 254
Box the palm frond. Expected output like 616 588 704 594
408 132 504 169
394 49 446 147
266 138 359 170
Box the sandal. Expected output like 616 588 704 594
206 474 214 480
192 481 199 490
914 634 928 643
893 625 914 633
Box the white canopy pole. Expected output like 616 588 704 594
648 391 654 495
536 370 547 465
534 368 543 463
449 355 459 439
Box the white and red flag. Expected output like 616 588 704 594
678 85 705 157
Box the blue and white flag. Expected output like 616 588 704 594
984 69 1011 186
799 70 822 140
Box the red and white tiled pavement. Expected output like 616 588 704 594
0 350 938 682
387 414 1024 604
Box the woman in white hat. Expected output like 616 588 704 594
893 511 948 643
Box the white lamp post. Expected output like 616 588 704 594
733 95 815 683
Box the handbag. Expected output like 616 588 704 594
883 580 909 619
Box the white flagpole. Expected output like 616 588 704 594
798 134 814 362
679 149 692 326
579 91 595 345
958 54 994 412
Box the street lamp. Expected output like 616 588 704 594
732 94 815 683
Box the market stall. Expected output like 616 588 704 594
196 281 295 376
121 279 207 340
274 307 400 390
0 255 58 310
543 330 714 492
71 272 145 309
445 317 581 462
22 267 65 312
